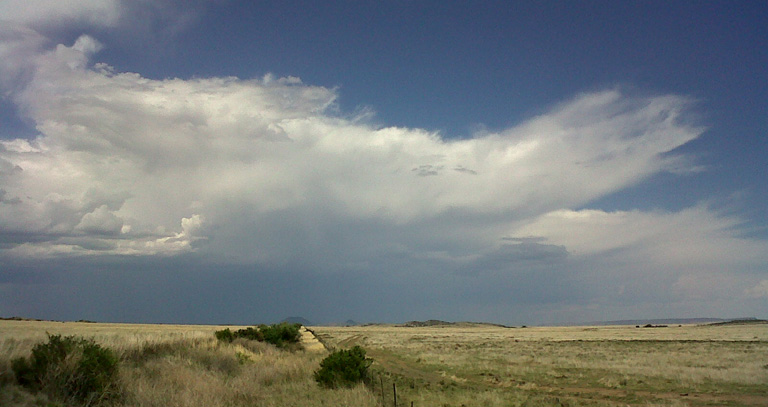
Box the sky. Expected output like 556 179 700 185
1 0 767 326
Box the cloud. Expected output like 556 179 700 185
0 25 47 91
0 1 205 96
75 205 123 235
513 205 768 270
0 6 767 324
745 280 768 299
0 0 122 29
0 0 119 91
0 33 716 265
0 0 204 34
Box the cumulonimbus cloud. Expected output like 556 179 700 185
1 3 767 322
0 33 708 261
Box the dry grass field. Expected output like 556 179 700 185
313 322 768 407
0 320 377 407
2 320 766 407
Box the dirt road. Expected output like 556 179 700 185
300 326 326 352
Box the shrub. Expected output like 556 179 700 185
259 323 301 348
214 328 236 342
11 334 120 405
214 323 300 348
235 326 264 342
314 346 372 388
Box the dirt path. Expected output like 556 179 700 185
300 327 327 352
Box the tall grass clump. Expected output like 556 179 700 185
314 346 372 388
10 334 120 406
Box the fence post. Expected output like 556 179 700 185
380 376 385 406
393 383 397 407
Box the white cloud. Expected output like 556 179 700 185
0 0 122 29
0 34 719 263
0 17 766 318
512 205 763 264
512 206 768 302
0 0 205 95
0 25 47 91
1 2 767 324
75 205 124 235
745 280 768 299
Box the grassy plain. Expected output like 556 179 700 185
2 320 766 406
0 320 377 407
313 322 768 407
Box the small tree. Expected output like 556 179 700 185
314 346 372 388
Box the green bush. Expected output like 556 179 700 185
314 346 372 388
235 326 264 342
259 323 301 348
11 334 120 405
214 328 236 342
214 323 300 348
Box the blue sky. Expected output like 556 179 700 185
0 1 766 325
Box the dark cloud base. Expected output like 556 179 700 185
1 254 594 326
3 254 766 325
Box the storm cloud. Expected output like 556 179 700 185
1 1 766 324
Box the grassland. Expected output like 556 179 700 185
0 320 377 407
314 323 768 407
1 320 766 406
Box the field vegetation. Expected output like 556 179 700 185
0 320 377 407
214 322 303 349
314 322 768 407
2 320 766 406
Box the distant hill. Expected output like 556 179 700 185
281 316 312 326
344 320 360 326
403 319 454 327
706 318 767 326
580 317 760 326
402 320 511 328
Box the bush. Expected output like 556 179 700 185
259 323 301 348
214 323 300 348
235 326 264 342
11 334 120 405
314 346 372 388
214 328 236 342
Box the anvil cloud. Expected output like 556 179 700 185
1 1 766 325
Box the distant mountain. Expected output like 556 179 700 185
344 320 360 326
282 316 312 326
